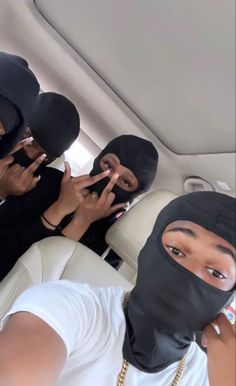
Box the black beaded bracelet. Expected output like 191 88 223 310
41 214 59 230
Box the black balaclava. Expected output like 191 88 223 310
89 135 159 205
0 96 20 135
123 191 236 373
29 92 80 157
13 92 80 168
0 52 40 157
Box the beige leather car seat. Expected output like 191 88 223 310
105 190 177 283
0 237 132 319
0 189 176 319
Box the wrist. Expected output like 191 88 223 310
72 213 93 228
62 216 90 241
54 199 71 218
48 201 67 222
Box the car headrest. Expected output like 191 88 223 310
105 190 177 270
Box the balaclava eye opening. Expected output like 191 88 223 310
123 191 236 373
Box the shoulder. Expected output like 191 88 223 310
1 281 125 357
1 281 125 333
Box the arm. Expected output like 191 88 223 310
0 219 58 280
202 313 236 386
0 312 66 386
0 169 62 279
0 281 107 386
0 167 112 278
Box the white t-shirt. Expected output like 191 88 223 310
1 280 209 386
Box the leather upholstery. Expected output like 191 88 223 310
0 236 132 319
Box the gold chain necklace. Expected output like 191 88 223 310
117 292 187 386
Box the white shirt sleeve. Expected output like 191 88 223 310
0 280 110 358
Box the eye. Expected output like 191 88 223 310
120 178 131 188
103 160 113 170
207 268 227 280
167 246 185 258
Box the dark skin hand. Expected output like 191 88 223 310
62 172 126 240
0 137 46 198
202 313 236 386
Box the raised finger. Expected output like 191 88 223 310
104 191 116 209
215 313 235 339
62 161 71 183
24 154 46 174
74 170 110 190
10 137 33 155
201 323 219 347
100 173 119 201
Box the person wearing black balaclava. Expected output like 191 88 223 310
0 135 158 279
13 92 81 169
0 91 80 277
123 191 236 374
0 91 80 204
0 51 39 157
61 135 158 254
0 51 40 203
0 191 235 386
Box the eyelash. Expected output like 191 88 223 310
206 268 226 280
166 246 227 280
167 246 185 257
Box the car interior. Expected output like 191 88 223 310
0 0 235 321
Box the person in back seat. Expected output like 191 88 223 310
0 191 235 386
62 135 159 259
0 51 40 204
0 52 39 157
13 92 80 170
0 135 158 279
1 92 80 199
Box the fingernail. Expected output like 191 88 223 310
113 173 119 180
37 175 41 181
103 170 110 175
40 154 47 160
24 136 33 143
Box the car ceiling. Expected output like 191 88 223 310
35 0 235 155
0 0 235 197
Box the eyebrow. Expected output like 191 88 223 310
166 227 197 238
216 245 236 260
